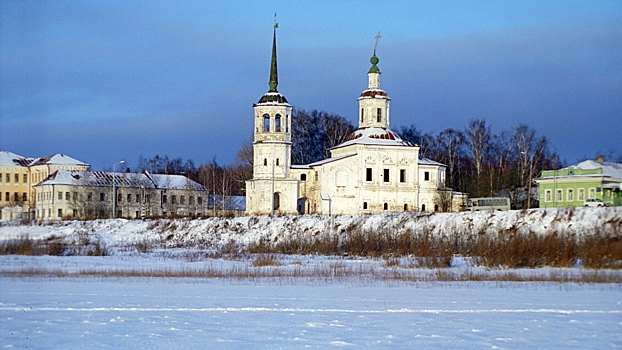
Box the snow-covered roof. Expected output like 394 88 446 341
330 127 415 150
419 157 446 167
35 170 208 191
30 154 89 167
572 160 622 179
0 151 28 166
304 154 357 168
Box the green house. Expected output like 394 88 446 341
535 157 622 208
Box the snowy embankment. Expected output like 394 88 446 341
0 207 619 254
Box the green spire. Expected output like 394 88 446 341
269 23 279 92
368 31 381 73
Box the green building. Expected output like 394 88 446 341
535 156 622 208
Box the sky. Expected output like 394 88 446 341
1 1 621 171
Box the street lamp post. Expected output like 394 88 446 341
112 160 125 218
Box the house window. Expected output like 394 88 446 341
22 193 27 202
73 209 77 217
275 115 281 132
377 108 382 122
198 197 203 205
363 202 368 210
136 194 141 203
424 171 430 181
400 169 406 183
189 196 194 205
383 169 389 182
578 188 585 201
263 115 270 132
556 189 562 202
383 203 388 211
0 173 2 183
300 174 307 181
366 168 372 182
58 209 62 217
163 195 168 203
589 188 596 199
100 193 105 201
13 192 18 202
14 174 19 183
66 192 70 200
6 174 10 183
180 195 185 205
23 174 28 183
48 209 51 217
172 195 177 204
88 193 93 201
127 194 132 202
4 192 8 201
567 189 574 202
545 189 552 202
58 192 63 200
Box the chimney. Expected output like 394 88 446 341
597 155 604 164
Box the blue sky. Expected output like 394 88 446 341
1 1 621 170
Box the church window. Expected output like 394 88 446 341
285 115 289 132
424 171 430 181
434 204 439 212
180 195 185 205
314 171 318 181
383 169 389 182
366 168 372 182
263 115 270 132
276 158 279 166
404 204 408 211
300 174 306 181
383 203 388 211
421 204 426 211
163 194 168 203
360 108 364 123
171 195 177 204
400 169 406 183
275 115 281 132
264 158 268 166
363 202 368 210
377 108 382 122
58 209 63 217
100 193 105 201
198 197 203 205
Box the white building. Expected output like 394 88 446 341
246 27 464 216
34 170 209 221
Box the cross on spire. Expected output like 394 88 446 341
374 31 382 54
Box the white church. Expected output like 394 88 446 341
246 27 464 215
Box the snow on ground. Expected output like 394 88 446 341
0 207 620 253
1 207 621 348
1 272 621 349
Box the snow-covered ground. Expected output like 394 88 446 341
1 207 621 348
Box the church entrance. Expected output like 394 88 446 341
273 192 280 211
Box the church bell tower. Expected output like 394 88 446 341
246 19 299 215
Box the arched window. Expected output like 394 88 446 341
273 193 280 210
275 114 281 132
276 158 279 166
383 203 388 211
360 108 364 123
403 204 408 211
421 204 426 212
263 115 270 132
285 115 289 132
377 108 382 122
300 174 307 181
264 158 268 166
363 202 368 210
434 204 439 212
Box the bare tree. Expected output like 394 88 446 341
465 119 491 197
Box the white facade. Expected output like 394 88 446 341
246 30 460 215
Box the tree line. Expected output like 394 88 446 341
130 109 614 209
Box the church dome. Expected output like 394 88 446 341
333 127 414 150
257 91 289 104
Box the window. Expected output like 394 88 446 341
589 188 596 199
4 192 8 201
171 195 177 204
14 174 19 183
545 189 552 202
66 192 70 200
567 189 574 202
404 204 408 211
424 171 430 181
578 188 585 201
13 192 18 201
180 195 185 205
383 203 388 211
189 196 194 205
23 174 28 183
285 115 289 132
264 158 268 166
48 209 51 217
275 115 281 132
22 193 27 202
58 192 63 200
136 194 141 203
400 169 406 183
100 193 105 201
363 202 368 210
88 193 93 201
360 108 364 123
276 158 279 166
127 194 132 202
314 171 318 182
366 168 372 182
117 193 122 202
556 189 562 202
73 209 77 217
6 174 10 183
422 204 426 212
58 209 63 218
263 115 270 132
383 169 389 182
300 174 307 181
198 197 203 205
73 192 77 201
162 195 167 203
377 108 382 122
0 173 2 183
